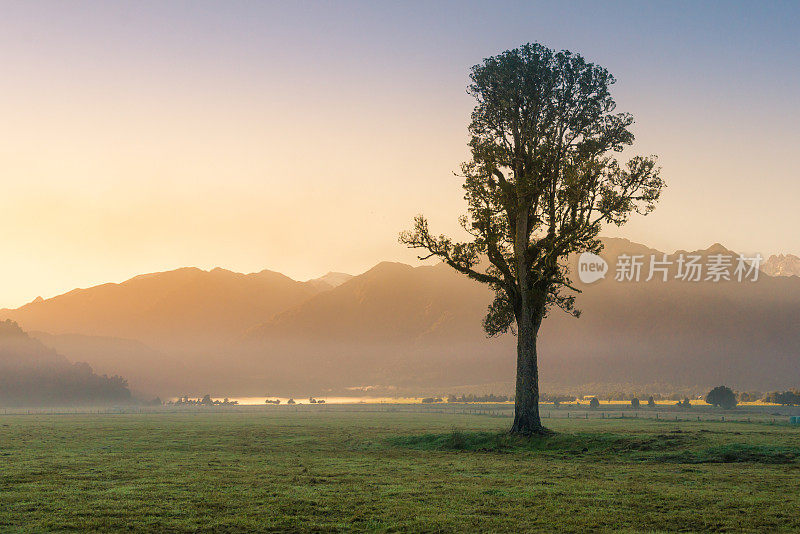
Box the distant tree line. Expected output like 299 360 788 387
763 390 800 406
262 397 326 404
420 387 800 408
0 362 131 407
736 391 763 403
447 393 512 403
169 395 238 406
600 391 696 402
541 394 577 403
442 393 591 403
552 388 800 406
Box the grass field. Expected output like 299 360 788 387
2 408 799 532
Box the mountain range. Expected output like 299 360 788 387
1 238 798 397
3 268 350 351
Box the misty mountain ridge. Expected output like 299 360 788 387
0 266 328 351
0 319 66 366
0 320 131 406
1 238 798 397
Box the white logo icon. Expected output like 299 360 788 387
578 252 608 284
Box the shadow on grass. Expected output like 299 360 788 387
388 430 800 464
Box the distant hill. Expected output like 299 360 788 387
0 267 325 351
763 254 800 277
235 261 501 394
255 262 489 342
30 332 175 397
0 320 67 366
0 320 131 406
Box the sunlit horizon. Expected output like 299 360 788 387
2 1 798 308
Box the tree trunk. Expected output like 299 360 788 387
509 204 548 435
510 301 547 435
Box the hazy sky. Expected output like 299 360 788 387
1 1 798 308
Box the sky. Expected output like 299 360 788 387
1 0 798 308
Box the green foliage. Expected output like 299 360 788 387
706 386 738 409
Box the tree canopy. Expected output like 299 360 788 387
401 43 664 336
705 386 738 410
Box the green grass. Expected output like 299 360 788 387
1 410 799 532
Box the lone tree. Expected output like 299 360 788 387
401 43 664 435
705 386 737 410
